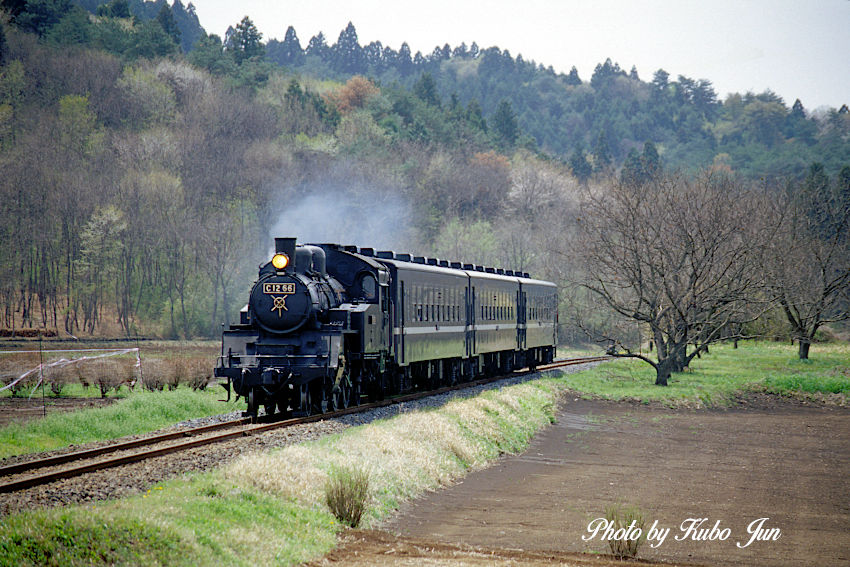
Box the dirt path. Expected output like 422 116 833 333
319 397 850 566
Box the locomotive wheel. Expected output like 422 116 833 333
296 385 312 417
246 389 258 417
335 377 352 409
264 402 276 416
309 381 324 415
350 380 361 407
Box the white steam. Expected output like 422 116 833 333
269 184 412 252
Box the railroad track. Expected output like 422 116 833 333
0 356 608 494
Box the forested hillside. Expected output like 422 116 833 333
264 21 850 179
0 2 847 342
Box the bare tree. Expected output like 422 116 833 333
763 171 850 359
572 171 767 385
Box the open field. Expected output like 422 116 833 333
556 341 850 406
376 397 849 566
0 340 235 458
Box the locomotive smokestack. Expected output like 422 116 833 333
275 237 297 273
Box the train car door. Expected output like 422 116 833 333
470 285 477 355
399 281 406 364
465 284 477 357
518 289 527 350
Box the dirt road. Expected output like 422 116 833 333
317 396 849 566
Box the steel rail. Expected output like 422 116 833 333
0 355 608 494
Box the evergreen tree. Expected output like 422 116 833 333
492 99 518 146
13 0 72 36
592 131 612 172
225 16 264 64
466 99 487 132
306 32 329 60
0 20 8 66
790 99 806 119
188 33 235 75
565 66 581 86
96 0 130 18
45 5 91 46
641 141 661 179
570 145 592 184
156 4 181 47
363 41 383 70
170 0 203 53
332 21 364 74
413 72 441 108
620 148 644 185
126 19 178 59
268 26 304 67
590 58 624 88
652 69 669 91
397 42 414 75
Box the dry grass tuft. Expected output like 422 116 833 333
604 503 647 559
324 465 370 527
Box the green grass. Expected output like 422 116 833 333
0 387 237 459
0 379 564 567
0 480 338 567
557 341 850 406
0 341 847 565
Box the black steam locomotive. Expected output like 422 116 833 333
215 237 557 416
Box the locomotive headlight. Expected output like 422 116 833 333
271 253 289 270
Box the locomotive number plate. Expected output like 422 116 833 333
263 283 296 294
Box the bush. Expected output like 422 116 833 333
0 354 38 397
91 359 122 398
47 365 76 396
323 465 370 528
140 359 167 392
604 503 646 559
185 357 212 391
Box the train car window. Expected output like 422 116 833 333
359 273 377 300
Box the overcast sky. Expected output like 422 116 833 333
187 0 849 111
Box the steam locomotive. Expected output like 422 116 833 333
215 237 557 416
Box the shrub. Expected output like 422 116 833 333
0 354 39 397
604 503 646 559
323 465 370 528
47 365 75 396
166 358 184 391
185 357 212 391
91 359 122 398
140 359 167 392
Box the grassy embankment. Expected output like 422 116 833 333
0 341 847 566
0 379 561 566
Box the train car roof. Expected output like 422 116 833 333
315 243 556 287
518 276 558 288
373 257 469 278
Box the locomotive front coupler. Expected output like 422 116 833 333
259 368 294 398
